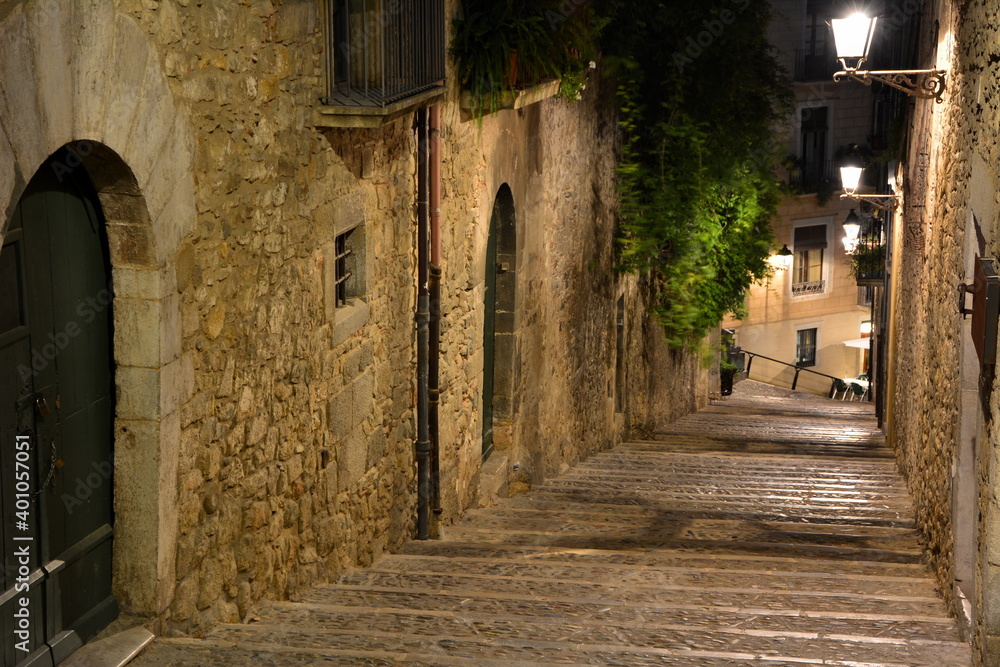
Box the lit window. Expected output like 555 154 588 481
796 328 818 367
792 224 827 295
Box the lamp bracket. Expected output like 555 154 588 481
840 193 898 212
834 64 947 103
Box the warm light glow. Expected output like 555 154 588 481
843 237 859 254
770 244 794 270
840 166 863 194
860 320 873 335
843 209 861 241
832 13 877 62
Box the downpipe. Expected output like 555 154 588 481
415 108 430 539
429 104 443 528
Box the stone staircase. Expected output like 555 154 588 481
130 387 971 666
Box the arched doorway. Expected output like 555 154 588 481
482 185 517 462
0 149 116 665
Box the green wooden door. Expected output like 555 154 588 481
0 156 116 666
482 205 498 462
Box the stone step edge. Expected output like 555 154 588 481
489 499 917 527
465 507 921 535
147 635 924 667
378 552 939 584
440 528 926 558
326 580 946 607
204 622 970 658
399 541 931 571
275 599 959 628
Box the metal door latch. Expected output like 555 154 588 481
35 397 50 417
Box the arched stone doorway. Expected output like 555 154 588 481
0 148 117 665
0 1 197 634
482 185 517 461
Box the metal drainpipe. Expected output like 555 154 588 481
415 108 430 539
429 104 443 529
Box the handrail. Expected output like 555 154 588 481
739 349 841 392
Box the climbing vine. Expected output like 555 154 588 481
604 0 793 347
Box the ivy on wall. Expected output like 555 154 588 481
605 0 793 347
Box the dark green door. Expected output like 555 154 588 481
482 206 498 462
0 154 116 667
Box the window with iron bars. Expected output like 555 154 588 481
333 229 354 307
323 0 446 108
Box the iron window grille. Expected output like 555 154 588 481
323 0 446 108
334 230 353 308
796 328 818 367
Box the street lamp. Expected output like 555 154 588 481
831 12 947 103
842 209 861 253
771 244 793 270
838 144 899 212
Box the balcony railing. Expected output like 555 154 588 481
788 159 835 193
851 237 886 286
794 49 835 81
323 0 446 108
792 280 825 296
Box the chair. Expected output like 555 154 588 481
849 382 868 402
831 379 850 400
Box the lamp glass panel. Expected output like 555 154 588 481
832 14 876 60
840 166 862 193
843 220 861 241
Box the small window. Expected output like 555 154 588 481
796 328 818 367
334 230 352 308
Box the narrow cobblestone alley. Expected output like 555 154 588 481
131 382 971 666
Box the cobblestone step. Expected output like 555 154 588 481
367 553 939 597
176 621 971 666
494 495 917 527
130 385 969 666
271 598 960 642
397 540 932 577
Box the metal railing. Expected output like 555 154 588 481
739 349 844 396
792 279 825 296
794 49 835 81
324 0 446 108
788 158 835 193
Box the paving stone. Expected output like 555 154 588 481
131 388 970 666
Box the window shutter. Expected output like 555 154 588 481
794 224 828 251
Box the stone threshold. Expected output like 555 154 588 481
62 626 154 667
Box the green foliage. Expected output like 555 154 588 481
451 0 605 116
604 0 793 347
848 242 886 282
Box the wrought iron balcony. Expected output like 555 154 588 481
788 159 835 194
320 0 446 125
795 49 835 81
851 236 886 286
791 280 826 296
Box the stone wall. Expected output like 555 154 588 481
885 0 965 629
62 0 708 635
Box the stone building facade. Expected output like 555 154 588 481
723 0 878 397
880 0 1000 664
0 0 705 658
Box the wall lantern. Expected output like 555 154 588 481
839 144 899 212
771 244 794 271
831 12 947 103
843 209 861 253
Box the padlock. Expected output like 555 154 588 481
35 397 50 417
